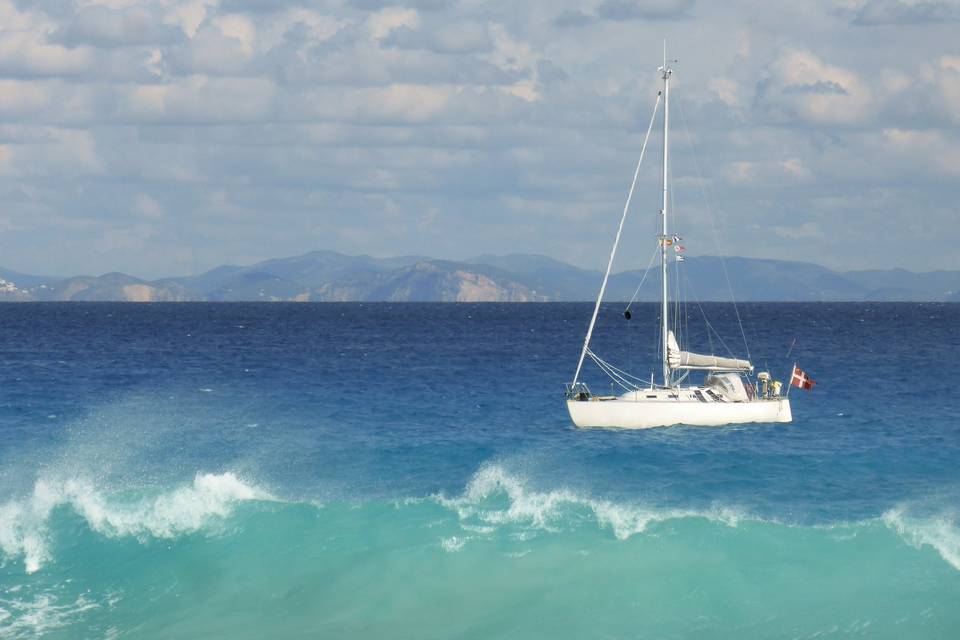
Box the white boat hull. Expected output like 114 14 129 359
567 397 791 429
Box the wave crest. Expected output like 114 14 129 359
0 472 272 574
436 464 744 540
883 508 960 571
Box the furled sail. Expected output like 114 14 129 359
667 331 752 371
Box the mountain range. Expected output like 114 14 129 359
1 251 958 302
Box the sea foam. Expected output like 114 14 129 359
0 592 100 640
883 507 960 572
0 472 272 574
437 464 745 541
436 466 960 575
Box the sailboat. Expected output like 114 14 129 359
565 52 792 429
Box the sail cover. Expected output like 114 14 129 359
667 331 752 371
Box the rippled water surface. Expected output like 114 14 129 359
1 302 958 638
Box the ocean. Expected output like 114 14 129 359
0 302 958 638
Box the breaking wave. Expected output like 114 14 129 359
2 463 958 580
883 507 960 572
0 472 273 574
432 464 960 576
435 463 746 540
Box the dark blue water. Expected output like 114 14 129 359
1 303 958 638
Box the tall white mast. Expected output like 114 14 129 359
659 44 673 387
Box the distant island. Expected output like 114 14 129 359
1 251 958 302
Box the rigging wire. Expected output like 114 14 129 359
573 91 662 384
623 245 660 312
679 268 740 360
586 350 643 392
587 349 651 384
674 93 752 363
668 155 682 349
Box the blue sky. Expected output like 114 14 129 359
0 0 958 278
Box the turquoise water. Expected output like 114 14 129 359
1 303 958 638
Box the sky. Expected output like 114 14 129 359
0 0 958 279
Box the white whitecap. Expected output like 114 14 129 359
441 536 466 553
0 593 100 639
436 464 746 541
883 507 960 572
0 472 273 574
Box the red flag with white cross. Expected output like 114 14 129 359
790 365 816 390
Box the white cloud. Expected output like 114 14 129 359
709 76 740 108
368 7 420 40
0 144 13 175
0 0 957 276
134 193 165 219
0 127 103 178
0 80 50 114
57 5 181 47
848 0 960 25
771 221 822 240
95 222 159 254
595 0 696 20
259 8 344 52
932 56 960 123
162 0 218 39
487 23 541 101
120 76 277 123
725 158 813 185
0 0 39 31
880 127 960 177
0 32 94 77
211 13 256 56
759 49 873 125
306 83 455 124
165 22 252 74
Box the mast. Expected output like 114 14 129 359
659 45 673 387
